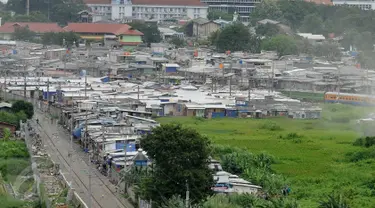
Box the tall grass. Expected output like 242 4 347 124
157 104 375 207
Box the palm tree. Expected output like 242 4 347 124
319 193 350 208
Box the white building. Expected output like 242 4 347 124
201 0 261 22
84 0 208 21
332 0 374 10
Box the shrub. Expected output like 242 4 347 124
318 192 350 208
0 141 29 158
0 159 30 181
12 100 33 119
259 121 283 131
346 148 375 162
353 137 375 148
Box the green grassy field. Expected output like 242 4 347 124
156 104 375 208
280 91 324 102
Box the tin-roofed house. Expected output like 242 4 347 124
185 103 205 117
192 17 220 38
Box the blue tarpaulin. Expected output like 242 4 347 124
43 91 57 100
126 143 136 152
226 110 238 117
101 76 110 82
211 112 225 118
165 67 177 73
73 127 82 138
349 51 358 57
134 160 147 166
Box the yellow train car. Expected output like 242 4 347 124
324 92 375 106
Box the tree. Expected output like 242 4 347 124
299 14 324 34
169 36 185 48
354 31 374 52
356 51 375 69
208 30 220 45
202 194 241 208
161 195 185 208
12 26 36 41
215 22 254 52
184 21 193 37
50 0 86 25
12 100 33 119
10 11 49 22
261 35 298 57
0 111 26 129
3 128 11 140
139 124 214 206
249 0 282 25
313 42 342 61
207 10 233 21
129 21 161 45
6 0 86 25
319 193 350 208
41 32 80 47
256 23 280 37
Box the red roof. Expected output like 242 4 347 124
0 22 63 33
132 0 206 6
83 0 111 4
64 23 143 36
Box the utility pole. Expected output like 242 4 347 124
366 68 369 94
26 0 29 16
337 67 341 103
185 180 189 208
137 85 140 101
67 96 74 203
229 76 231 97
23 64 27 99
88 152 92 208
4 71 7 101
248 78 251 105
83 72 92 208
47 78 50 113
47 0 50 20
123 142 128 193
271 61 274 93
84 75 88 152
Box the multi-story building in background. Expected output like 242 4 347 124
131 0 208 20
332 0 373 10
84 0 208 21
200 0 262 22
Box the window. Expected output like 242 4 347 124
95 7 98 10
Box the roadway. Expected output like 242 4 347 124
32 109 133 208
